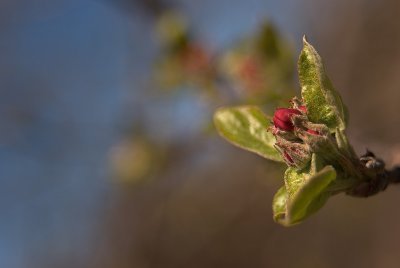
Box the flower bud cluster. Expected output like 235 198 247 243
270 98 389 198
270 97 328 168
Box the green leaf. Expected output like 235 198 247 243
287 165 336 224
335 128 357 159
298 36 347 131
272 186 287 223
273 163 336 226
214 106 283 162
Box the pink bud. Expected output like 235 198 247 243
273 108 301 131
283 151 294 164
298 105 307 114
307 129 320 135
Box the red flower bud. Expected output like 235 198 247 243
298 105 307 114
283 151 294 164
307 129 320 135
275 138 311 168
273 108 302 131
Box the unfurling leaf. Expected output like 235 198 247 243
273 164 336 226
214 106 283 162
298 36 347 131
214 37 371 227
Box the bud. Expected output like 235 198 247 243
273 108 302 131
307 129 319 135
289 97 307 114
298 105 307 114
270 99 349 169
274 136 311 168
292 118 330 149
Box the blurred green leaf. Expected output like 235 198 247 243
298 36 347 131
256 23 280 59
156 11 188 49
214 106 283 162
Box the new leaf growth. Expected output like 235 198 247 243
214 36 394 226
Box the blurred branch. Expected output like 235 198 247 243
388 166 400 184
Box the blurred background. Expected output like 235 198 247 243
2 0 400 267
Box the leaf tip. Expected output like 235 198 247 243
302 35 315 52
302 34 308 44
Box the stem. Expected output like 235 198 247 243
345 151 395 198
388 166 400 184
